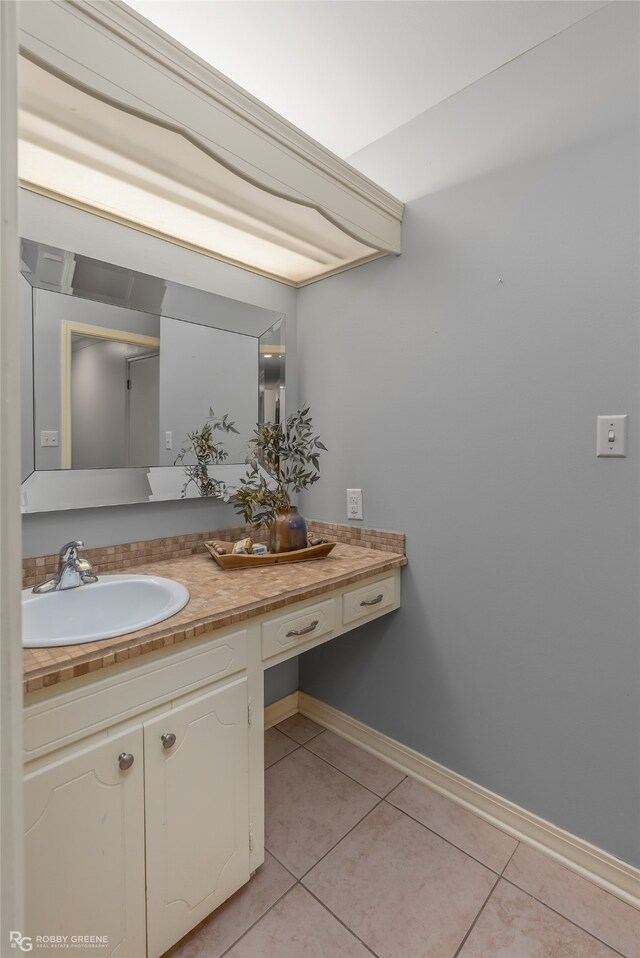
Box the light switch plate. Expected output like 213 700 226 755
40 430 59 447
596 415 628 457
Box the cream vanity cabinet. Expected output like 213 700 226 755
23 567 402 958
24 628 253 958
143 676 250 958
24 726 147 957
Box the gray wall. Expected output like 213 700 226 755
158 318 257 466
298 4 640 867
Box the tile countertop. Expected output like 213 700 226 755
23 544 407 693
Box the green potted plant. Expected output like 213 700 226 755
174 409 238 499
232 407 326 552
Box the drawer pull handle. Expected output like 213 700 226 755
161 732 176 749
286 619 319 637
118 752 134 771
360 593 384 607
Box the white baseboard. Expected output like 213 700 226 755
286 691 640 910
264 692 300 729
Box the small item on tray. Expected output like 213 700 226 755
233 537 253 555
252 543 268 555
212 544 227 555
308 535 329 546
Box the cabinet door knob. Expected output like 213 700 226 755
161 732 176 749
118 752 134 771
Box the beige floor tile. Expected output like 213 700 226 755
276 712 324 744
458 879 621 957
303 801 496 958
264 727 299 768
224 885 374 958
387 776 518 873
162 853 295 958
305 730 406 797
265 748 379 878
504 844 640 958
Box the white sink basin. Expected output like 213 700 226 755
22 574 190 648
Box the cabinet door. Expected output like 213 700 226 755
144 676 250 958
24 729 146 958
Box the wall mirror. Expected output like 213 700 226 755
20 239 285 513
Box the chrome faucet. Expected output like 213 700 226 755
32 540 99 594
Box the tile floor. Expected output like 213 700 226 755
165 713 639 958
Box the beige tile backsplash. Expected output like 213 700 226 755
23 521 405 588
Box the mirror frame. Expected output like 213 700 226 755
20 240 285 513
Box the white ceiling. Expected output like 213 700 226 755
125 0 609 161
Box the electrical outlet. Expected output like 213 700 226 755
165 431 172 451
40 430 59 447
347 488 363 520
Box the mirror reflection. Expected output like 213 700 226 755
70 329 160 469
20 240 285 513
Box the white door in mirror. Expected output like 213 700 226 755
22 574 189 647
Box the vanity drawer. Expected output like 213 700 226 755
24 628 248 757
261 599 336 661
343 575 398 626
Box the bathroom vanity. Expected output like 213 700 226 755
22 542 405 958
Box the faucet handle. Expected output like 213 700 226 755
59 540 84 560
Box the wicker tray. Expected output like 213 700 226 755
203 539 335 570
